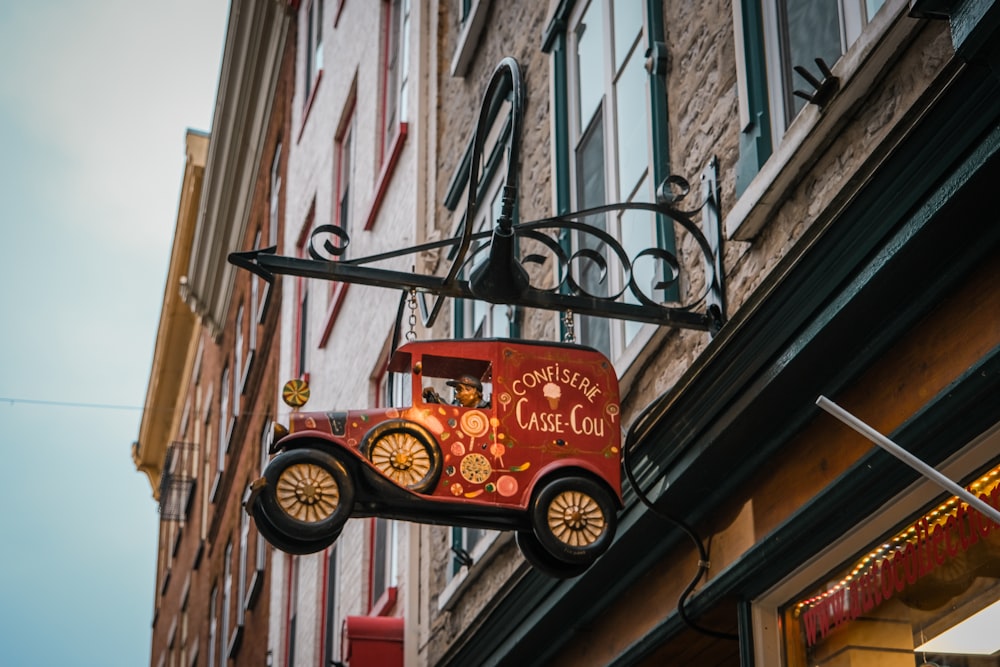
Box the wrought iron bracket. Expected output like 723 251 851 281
229 57 727 336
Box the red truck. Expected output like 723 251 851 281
248 338 622 577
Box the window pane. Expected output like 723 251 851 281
866 0 885 20
781 0 842 118
620 176 654 345
611 0 642 74
575 109 611 357
615 52 648 198
574 0 604 132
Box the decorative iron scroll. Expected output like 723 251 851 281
229 57 725 335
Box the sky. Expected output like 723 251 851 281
0 2 228 665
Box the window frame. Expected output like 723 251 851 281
551 0 673 366
369 518 398 615
319 100 356 347
301 0 325 125
729 0 903 239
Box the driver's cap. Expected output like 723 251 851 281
447 374 482 391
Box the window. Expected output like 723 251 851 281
294 205 316 377
285 558 299 667
734 0 886 194
303 0 324 106
370 518 398 614
208 585 218 667
234 305 244 396
374 344 412 409
218 365 230 464
238 510 249 626
454 182 517 339
449 525 496 580
551 0 670 362
323 547 339 665
363 0 410 231
319 116 354 346
269 142 282 248
380 0 409 160
335 116 355 257
221 542 232 662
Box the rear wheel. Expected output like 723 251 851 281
361 420 442 492
531 476 617 566
251 501 341 555
257 447 355 541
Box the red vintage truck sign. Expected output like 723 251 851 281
247 339 622 578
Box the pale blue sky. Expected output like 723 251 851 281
0 2 228 665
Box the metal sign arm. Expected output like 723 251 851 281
817 396 1000 525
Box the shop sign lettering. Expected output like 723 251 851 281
800 482 1000 648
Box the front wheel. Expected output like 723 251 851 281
531 476 617 566
516 531 590 579
257 447 355 541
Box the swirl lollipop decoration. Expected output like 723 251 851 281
460 410 490 438
282 378 311 409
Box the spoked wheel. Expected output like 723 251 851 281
532 476 617 566
251 500 341 555
361 420 442 492
515 531 589 579
257 447 355 541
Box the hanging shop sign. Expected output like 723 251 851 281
246 338 622 579
233 57 727 577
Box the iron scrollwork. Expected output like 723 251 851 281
229 57 725 336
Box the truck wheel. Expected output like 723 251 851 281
258 447 355 540
362 420 442 493
531 476 617 566
252 501 341 555
515 531 590 579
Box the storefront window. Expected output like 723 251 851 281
782 464 1000 666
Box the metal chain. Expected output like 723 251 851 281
406 289 418 341
562 309 575 343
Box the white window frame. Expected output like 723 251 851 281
564 0 660 364
760 0 886 142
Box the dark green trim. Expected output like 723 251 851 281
734 0 773 196
541 0 576 54
645 0 679 302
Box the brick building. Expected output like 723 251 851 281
134 3 294 666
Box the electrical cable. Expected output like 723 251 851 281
622 394 739 641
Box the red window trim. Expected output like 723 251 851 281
293 209 315 376
319 99 358 349
368 518 398 616
297 70 323 144
318 283 350 348
363 122 408 231
317 547 335 665
333 0 347 27
370 586 398 617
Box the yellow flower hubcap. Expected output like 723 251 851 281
276 462 340 523
371 432 431 488
547 490 606 547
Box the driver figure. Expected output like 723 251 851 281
423 374 489 408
